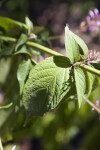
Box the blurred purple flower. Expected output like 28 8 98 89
89 10 94 18
80 8 100 32
66 23 69 28
92 100 100 111
86 50 100 63
94 8 99 17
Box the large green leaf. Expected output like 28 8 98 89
17 59 31 95
70 31 88 58
65 26 80 63
0 17 26 37
74 67 86 107
23 56 71 117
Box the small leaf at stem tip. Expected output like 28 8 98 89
25 17 33 35
15 34 28 52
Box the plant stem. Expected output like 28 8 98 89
83 96 100 114
0 138 3 150
0 35 100 76
75 62 100 76
0 35 62 56
0 102 13 109
26 41 62 56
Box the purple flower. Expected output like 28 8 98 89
96 21 100 26
66 24 69 28
86 16 91 21
86 50 100 63
94 8 99 17
89 10 94 18
80 8 100 32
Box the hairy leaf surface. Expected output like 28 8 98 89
23 56 71 117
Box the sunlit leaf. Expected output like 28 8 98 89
23 56 71 117
74 67 86 107
70 31 88 58
25 17 33 35
65 26 80 63
0 17 26 37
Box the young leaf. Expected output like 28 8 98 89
0 45 15 57
14 45 41 57
17 59 31 95
74 67 86 107
14 45 31 56
23 56 71 117
15 34 27 51
70 31 88 58
25 17 33 35
65 26 80 63
34 26 44 34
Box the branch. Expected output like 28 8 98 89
0 35 100 76
74 62 100 77
0 35 62 56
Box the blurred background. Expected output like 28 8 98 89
0 0 100 150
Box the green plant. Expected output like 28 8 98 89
0 17 100 149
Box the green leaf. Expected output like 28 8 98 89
14 45 41 56
93 63 100 70
0 45 15 57
34 26 44 34
85 69 95 96
17 59 31 95
14 45 31 56
74 67 86 107
0 17 25 37
70 31 88 58
15 34 27 51
25 17 33 35
65 26 80 63
4 144 20 150
23 56 71 117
